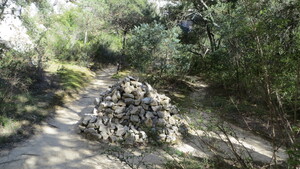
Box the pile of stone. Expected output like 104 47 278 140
77 76 186 145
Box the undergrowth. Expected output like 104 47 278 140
0 61 94 148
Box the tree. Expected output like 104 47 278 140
127 22 191 78
105 0 157 69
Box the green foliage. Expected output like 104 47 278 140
0 115 11 127
57 66 92 91
287 142 300 168
0 50 38 91
127 22 192 77
106 0 156 32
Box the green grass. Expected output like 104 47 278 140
0 92 50 145
57 68 89 91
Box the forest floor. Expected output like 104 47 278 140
0 67 288 169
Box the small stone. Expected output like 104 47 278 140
124 86 134 94
115 106 126 114
166 128 175 135
90 115 97 123
130 125 139 134
145 111 154 119
92 108 98 115
169 116 176 125
134 134 140 141
152 106 162 112
112 94 118 103
130 115 140 123
111 118 120 124
142 97 152 105
141 103 149 110
94 98 101 106
100 101 114 109
134 99 141 105
78 125 85 132
166 135 176 143
99 123 107 132
139 131 147 140
170 107 179 115
105 96 112 101
157 111 165 118
157 118 166 126
139 109 146 120
87 122 96 129
98 111 104 117
101 132 109 140
120 119 129 126
152 117 158 126
130 106 140 115
145 83 154 92
135 88 145 100
128 76 137 81
123 115 130 120
159 133 167 141
102 116 110 125
116 125 128 137
161 99 169 106
172 125 178 130
117 101 126 107
150 100 158 106
130 81 142 87
82 115 92 126
95 120 103 128
86 128 98 135
125 133 135 145
124 98 135 105
105 108 114 114
145 118 153 127
108 136 118 143
123 93 135 98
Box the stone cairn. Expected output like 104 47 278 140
77 76 186 145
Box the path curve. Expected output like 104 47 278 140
0 67 129 169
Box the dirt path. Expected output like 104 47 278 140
0 67 129 169
174 84 288 165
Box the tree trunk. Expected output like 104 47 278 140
35 47 44 82
295 65 299 123
118 30 127 72
84 31 88 44
206 25 216 52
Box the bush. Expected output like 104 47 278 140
0 50 38 92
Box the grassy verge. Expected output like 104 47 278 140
52 62 95 104
0 61 94 148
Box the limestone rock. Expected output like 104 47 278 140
78 76 184 145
